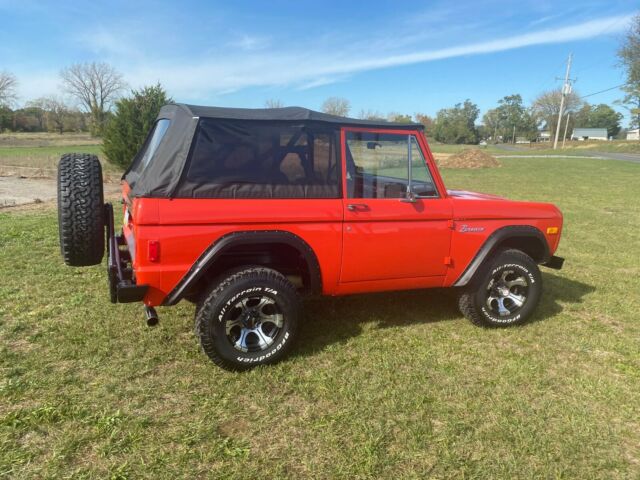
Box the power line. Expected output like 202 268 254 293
579 83 626 99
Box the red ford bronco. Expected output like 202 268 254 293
57 104 564 370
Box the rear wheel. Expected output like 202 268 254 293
57 153 105 266
458 249 542 327
195 267 300 370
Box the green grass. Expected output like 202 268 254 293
0 145 121 176
428 140 640 157
0 133 120 175
1 157 640 478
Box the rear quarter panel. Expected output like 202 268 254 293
129 198 343 305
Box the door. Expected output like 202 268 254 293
340 129 452 283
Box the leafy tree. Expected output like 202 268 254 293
531 88 582 141
60 62 126 136
0 106 13 131
321 97 350 116
0 71 18 107
415 113 434 137
573 103 622 137
483 94 537 142
103 84 171 169
432 100 479 144
617 14 640 131
387 112 412 123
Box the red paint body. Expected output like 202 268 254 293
121 128 563 306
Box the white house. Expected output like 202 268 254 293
537 130 551 142
571 128 608 141
627 129 639 141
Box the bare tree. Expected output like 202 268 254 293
30 96 70 134
0 71 18 107
358 109 385 120
60 62 126 135
617 14 640 131
321 97 350 117
531 88 582 141
265 98 284 108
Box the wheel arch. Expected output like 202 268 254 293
453 225 550 287
163 230 322 305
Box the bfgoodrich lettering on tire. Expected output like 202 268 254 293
194 267 300 370
458 249 542 327
57 153 105 266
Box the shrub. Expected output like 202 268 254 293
103 84 171 169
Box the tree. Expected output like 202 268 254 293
483 94 538 142
21 104 47 131
265 98 284 108
358 109 385 121
0 71 18 107
29 97 72 134
387 112 412 123
617 14 640 131
573 103 622 138
103 84 171 169
432 100 479 144
60 62 126 136
531 88 582 141
321 97 350 116
414 113 434 136
0 106 12 132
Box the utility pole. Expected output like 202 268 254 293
512 125 516 144
553 53 573 150
562 113 571 149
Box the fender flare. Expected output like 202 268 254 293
453 225 550 287
162 230 322 305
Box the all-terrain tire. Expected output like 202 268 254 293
195 267 300 371
458 249 542 327
57 153 105 266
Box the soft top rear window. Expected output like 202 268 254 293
136 118 170 172
177 119 340 199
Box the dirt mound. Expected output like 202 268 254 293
435 149 500 169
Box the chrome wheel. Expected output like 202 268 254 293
224 295 284 353
486 270 529 317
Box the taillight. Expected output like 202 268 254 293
148 240 160 262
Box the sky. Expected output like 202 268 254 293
0 0 638 125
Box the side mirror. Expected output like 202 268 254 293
400 188 418 203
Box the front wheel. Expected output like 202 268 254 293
458 249 542 327
195 267 300 370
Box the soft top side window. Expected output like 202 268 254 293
135 118 171 172
180 120 340 199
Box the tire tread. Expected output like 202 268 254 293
57 153 105 266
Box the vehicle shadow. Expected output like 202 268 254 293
292 272 595 359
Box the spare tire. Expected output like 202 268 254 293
57 153 105 266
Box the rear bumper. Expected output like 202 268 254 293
105 203 148 303
543 255 564 270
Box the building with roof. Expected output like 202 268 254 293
626 128 639 141
571 128 608 141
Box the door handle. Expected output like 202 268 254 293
347 203 369 211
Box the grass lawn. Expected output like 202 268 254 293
1 156 639 478
428 140 640 157
0 133 120 175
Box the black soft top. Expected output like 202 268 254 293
174 103 423 129
124 103 423 199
